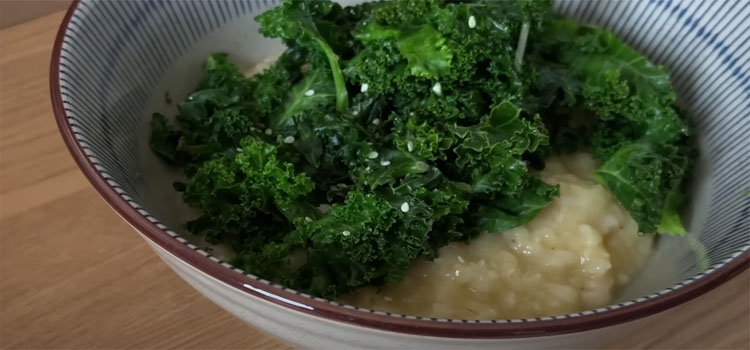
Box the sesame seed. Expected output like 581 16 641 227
468 16 476 29
305 216 313 222
304 89 315 96
407 140 414 152
368 151 379 159
361 83 369 93
380 160 391 166
400 202 410 213
318 204 332 213
372 118 380 125
342 230 351 236
384 296 393 301
265 128 273 135
409 112 415 116
235 147 243 152
457 255 465 263
352 110 359 116
283 136 295 144
432 82 442 95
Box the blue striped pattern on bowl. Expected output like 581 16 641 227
54 0 749 322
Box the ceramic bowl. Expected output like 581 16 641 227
51 0 749 348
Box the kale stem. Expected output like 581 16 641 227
314 37 349 113
514 22 530 71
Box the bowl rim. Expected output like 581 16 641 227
50 0 749 339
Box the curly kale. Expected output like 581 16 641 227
149 0 694 299
256 0 351 112
529 17 695 234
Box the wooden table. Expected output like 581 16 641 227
1 11 748 350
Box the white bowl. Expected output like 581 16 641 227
51 0 749 348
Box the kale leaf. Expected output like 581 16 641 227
529 17 695 234
257 0 349 112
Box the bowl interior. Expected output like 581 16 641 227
56 0 749 319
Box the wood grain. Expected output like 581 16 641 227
0 0 72 29
0 11 747 350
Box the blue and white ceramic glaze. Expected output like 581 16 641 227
52 0 748 348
